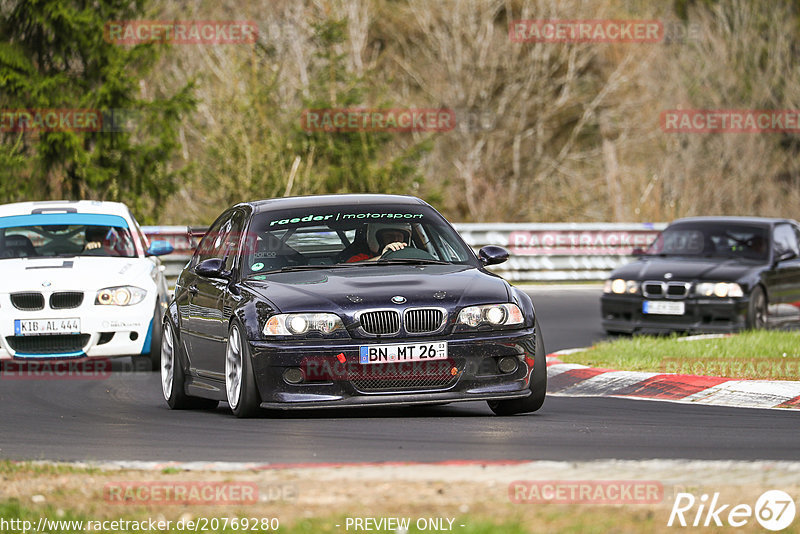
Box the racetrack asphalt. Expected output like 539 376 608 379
1 285 798 463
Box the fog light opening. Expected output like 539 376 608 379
129 332 138 341
283 367 304 384
497 356 518 374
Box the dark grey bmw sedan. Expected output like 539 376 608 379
162 194 546 418
601 216 800 334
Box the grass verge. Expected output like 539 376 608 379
558 331 800 380
2 462 797 534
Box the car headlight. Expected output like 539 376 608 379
457 303 524 328
263 313 344 336
695 282 744 298
95 286 147 306
604 279 640 294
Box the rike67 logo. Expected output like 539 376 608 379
668 490 796 531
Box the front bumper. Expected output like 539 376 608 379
0 293 156 360
247 328 537 409
600 294 749 334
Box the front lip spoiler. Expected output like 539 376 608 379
258 389 530 410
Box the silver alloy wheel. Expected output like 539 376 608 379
160 321 174 400
226 326 243 409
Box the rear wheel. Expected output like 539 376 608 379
746 285 768 329
488 327 547 416
161 320 218 410
225 322 262 418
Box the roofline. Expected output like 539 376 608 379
246 194 429 212
670 216 798 226
0 200 132 218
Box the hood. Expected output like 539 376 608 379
0 256 155 293
611 256 760 282
241 264 510 315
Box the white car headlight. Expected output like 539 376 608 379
457 303 524 328
95 286 147 306
695 282 743 298
604 279 640 294
263 313 344 336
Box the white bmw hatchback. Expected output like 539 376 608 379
0 200 173 370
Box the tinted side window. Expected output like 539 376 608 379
193 213 230 264
773 224 799 256
222 210 247 271
127 209 148 257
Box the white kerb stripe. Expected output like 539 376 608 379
558 371 659 396
683 380 800 409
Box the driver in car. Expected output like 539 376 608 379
83 225 110 252
347 224 411 262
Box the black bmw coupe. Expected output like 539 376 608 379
161 195 546 417
601 216 800 334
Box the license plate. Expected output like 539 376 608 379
359 342 448 364
14 318 81 336
642 301 685 315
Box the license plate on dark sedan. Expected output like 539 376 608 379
359 342 448 364
642 301 685 315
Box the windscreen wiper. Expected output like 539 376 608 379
375 258 450 265
250 264 353 275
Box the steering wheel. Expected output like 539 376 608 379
380 246 438 261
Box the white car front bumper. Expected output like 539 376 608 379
0 291 156 360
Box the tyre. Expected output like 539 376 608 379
133 301 164 371
604 330 631 337
225 322 262 418
161 319 219 410
746 285 768 329
488 326 547 416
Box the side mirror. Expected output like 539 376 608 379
146 240 174 257
631 247 645 256
776 250 798 264
478 245 510 266
195 258 231 279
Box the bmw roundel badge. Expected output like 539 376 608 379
391 295 406 304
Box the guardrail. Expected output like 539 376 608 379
143 222 666 284
454 223 665 281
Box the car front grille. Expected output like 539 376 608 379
10 292 45 311
404 308 445 334
7 334 90 355
50 291 84 310
643 281 690 299
350 359 461 392
358 310 400 335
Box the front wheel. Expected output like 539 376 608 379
488 327 547 416
132 302 164 371
225 322 262 418
746 285 768 329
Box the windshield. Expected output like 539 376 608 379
0 214 137 259
241 203 476 275
645 223 769 261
